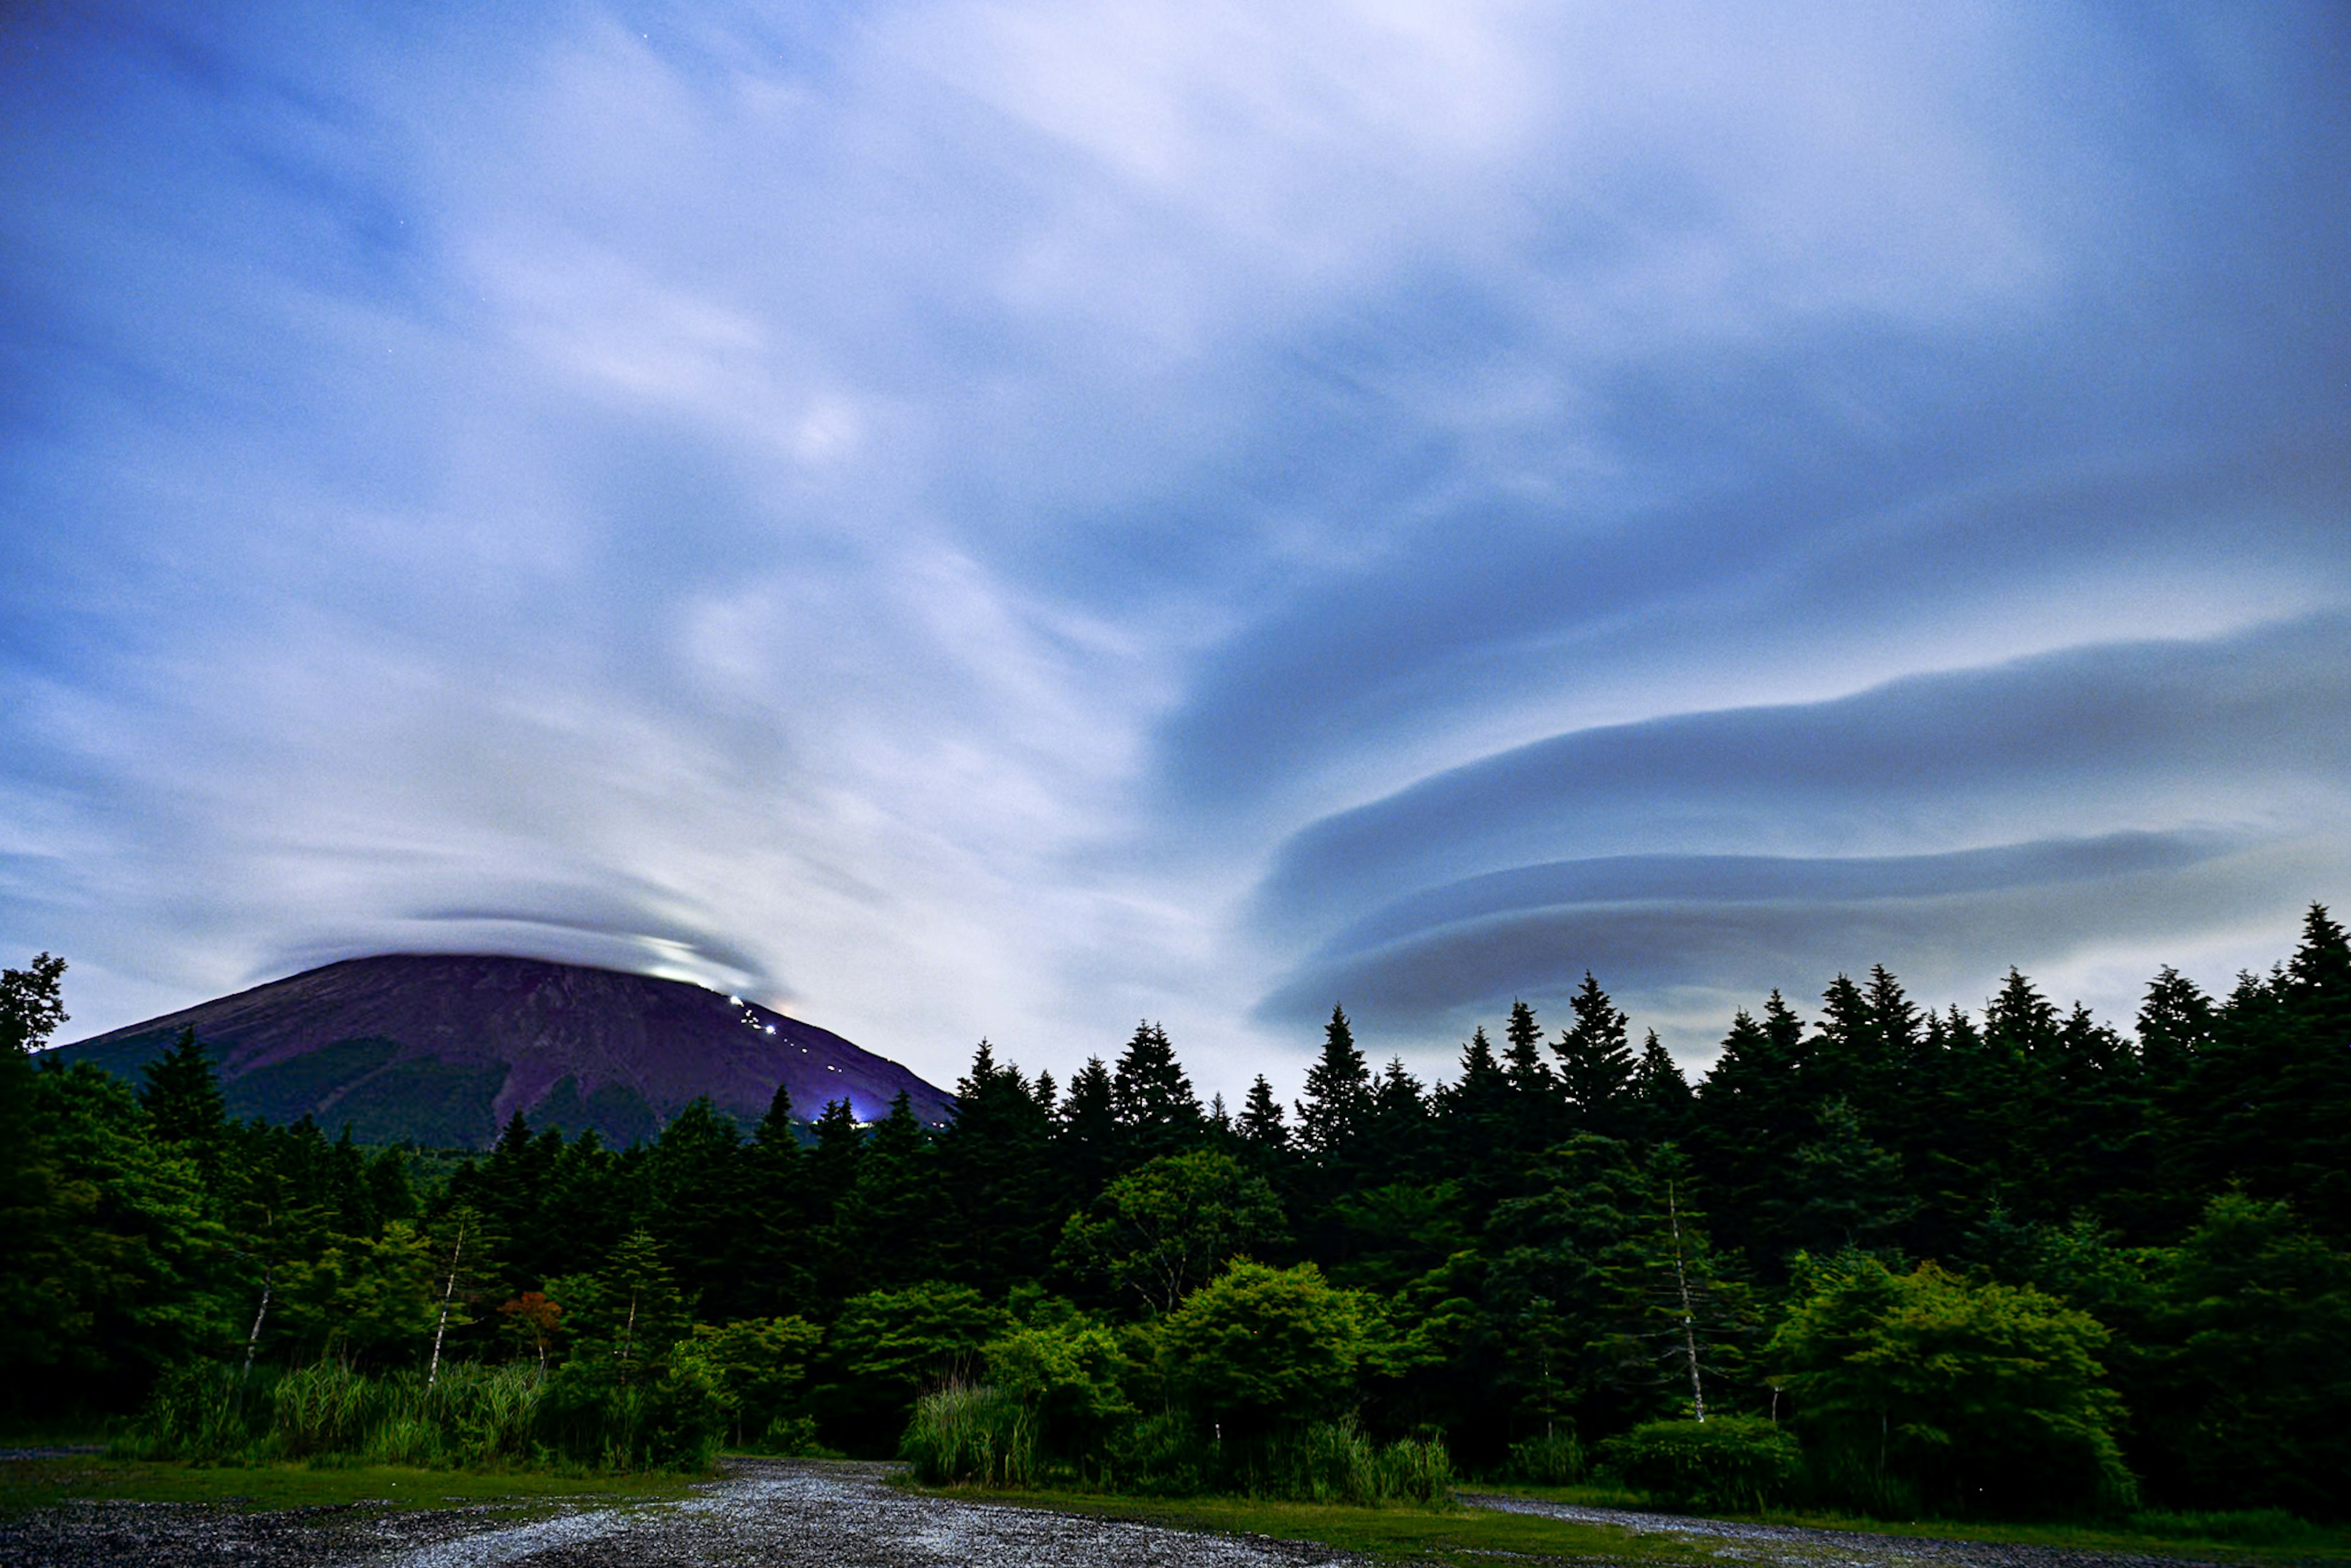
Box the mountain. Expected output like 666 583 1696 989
45 953 954 1149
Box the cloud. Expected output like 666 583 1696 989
1 2 2347 1095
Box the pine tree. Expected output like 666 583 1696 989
1628 1030 1692 1145
1055 1056 1121 1204
140 1027 228 1168
1553 974 1635 1135
1502 999 1559 1154
1360 1057 1433 1184
830 1092 946 1291
1294 1004 1371 1165
934 1040 1054 1294
1437 1026 1515 1204
645 1097 760 1320
1111 1022 1204 1163
1239 1075 1289 1155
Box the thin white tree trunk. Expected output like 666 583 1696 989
1668 1182 1706 1422
238 1264 274 1404
427 1220 465 1391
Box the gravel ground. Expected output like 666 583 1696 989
1460 1491 2230 1568
2 1458 2242 1568
0 1459 1365 1568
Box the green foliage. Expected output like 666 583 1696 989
1603 1416 1800 1511
1058 1150 1287 1315
1770 1254 2134 1516
19 912 2351 1512
817 1280 1003 1454
1248 1419 1453 1506
1159 1260 1370 1438
983 1313 1133 1462
900 1381 1039 1487
683 1315 822 1449
2131 1193 2351 1517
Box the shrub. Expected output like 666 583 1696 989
1241 1419 1453 1505
899 1382 1037 1487
1604 1416 1800 1512
1770 1253 2136 1516
1159 1260 1369 1438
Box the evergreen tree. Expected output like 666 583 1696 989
1501 999 1559 1153
140 1026 227 1145
1054 1056 1122 1204
1360 1057 1433 1184
1111 1022 1204 1163
1553 973 1635 1136
1237 1075 1291 1163
1294 1004 1371 1166
1761 1097 1918 1256
934 1040 1055 1294
644 1097 760 1321
1628 1030 1692 1146
830 1093 945 1292
139 1027 230 1174
1437 1026 1515 1204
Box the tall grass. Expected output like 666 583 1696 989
899 1382 1039 1487
1244 1419 1453 1506
901 1394 1452 1507
129 1360 547 1469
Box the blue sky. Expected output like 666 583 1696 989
4 2 2346 1097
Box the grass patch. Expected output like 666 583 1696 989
906 1484 1725 1567
1479 1484 2351 1565
0 1455 692 1519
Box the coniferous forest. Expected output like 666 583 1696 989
3 909 2349 1521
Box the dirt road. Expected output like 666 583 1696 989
0 1459 1362 1568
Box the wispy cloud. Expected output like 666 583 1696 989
2 2 2345 1091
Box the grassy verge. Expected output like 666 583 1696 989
914 1479 2351 1568
0 1454 694 1519
1474 1485 2351 1565
909 1484 1722 1567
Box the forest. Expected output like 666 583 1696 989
1 907 2347 1521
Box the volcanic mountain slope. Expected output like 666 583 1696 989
47 953 954 1149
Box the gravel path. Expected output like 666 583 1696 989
2 1458 2241 1568
1460 1491 2229 1568
0 1459 1365 1568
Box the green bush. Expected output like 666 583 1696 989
1101 1409 1209 1496
1159 1260 1370 1438
1505 1429 1584 1485
900 1382 1038 1487
1604 1416 1800 1512
1771 1253 2137 1517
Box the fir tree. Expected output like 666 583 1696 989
934 1040 1055 1294
1294 1004 1371 1165
1553 973 1635 1135
1502 999 1559 1153
1628 1030 1692 1145
1055 1056 1121 1204
140 1027 228 1165
1111 1022 1204 1163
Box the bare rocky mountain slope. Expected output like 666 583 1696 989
47 953 953 1148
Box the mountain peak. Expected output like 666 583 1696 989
47 952 953 1149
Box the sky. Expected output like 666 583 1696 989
3 1 2347 1101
